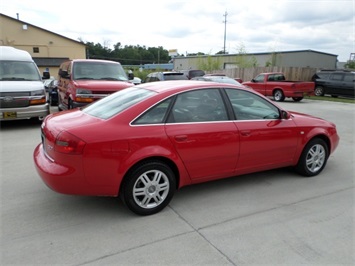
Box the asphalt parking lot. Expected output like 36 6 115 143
1 99 354 265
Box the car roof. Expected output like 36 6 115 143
136 80 244 95
68 59 122 64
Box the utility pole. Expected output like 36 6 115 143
223 11 228 54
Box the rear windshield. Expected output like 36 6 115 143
83 87 155 119
163 73 188 81
0 61 41 81
189 70 205 79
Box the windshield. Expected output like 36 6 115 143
73 61 128 81
83 87 156 119
0 61 41 81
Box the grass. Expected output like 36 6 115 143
305 95 355 104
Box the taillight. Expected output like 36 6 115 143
55 131 86 155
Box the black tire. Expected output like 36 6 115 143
49 95 54 106
68 98 73 110
273 90 285 102
121 161 176 216
314 86 324 96
292 97 303 102
295 138 329 177
57 95 63 111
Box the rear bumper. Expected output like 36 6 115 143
288 91 314 97
33 143 116 196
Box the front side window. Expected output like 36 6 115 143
226 89 280 120
254 74 265 82
83 87 155 119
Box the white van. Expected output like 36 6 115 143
0 46 50 121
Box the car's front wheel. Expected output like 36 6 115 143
295 138 329 177
121 161 176 215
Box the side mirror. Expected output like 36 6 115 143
42 71 50 79
128 72 134 80
281 110 291 119
59 69 70 79
251 78 256 82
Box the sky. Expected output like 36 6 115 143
1 0 354 62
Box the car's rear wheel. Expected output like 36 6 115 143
121 161 176 215
295 138 329 177
273 90 285 102
292 97 303 102
314 86 325 96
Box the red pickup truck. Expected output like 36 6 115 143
242 72 314 102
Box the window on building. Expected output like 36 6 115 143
33 47 39 53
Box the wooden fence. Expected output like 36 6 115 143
207 67 318 82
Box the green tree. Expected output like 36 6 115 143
84 41 171 65
344 60 355 69
234 42 258 67
197 54 221 71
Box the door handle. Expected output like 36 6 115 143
240 130 251 136
174 135 188 142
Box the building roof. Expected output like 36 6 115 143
0 13 86 47
181 49 338 59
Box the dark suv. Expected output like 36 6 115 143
312 70 355 98
144 71 188 82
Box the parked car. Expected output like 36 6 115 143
202 73 243 83
34 80 339 216
144 71 188 82
0 46 50 121
179 69 205 79
191 75 242 85
129 77 142 85
312 70 355 98
57 59 133 111
43 78 55 92
242 72 315 102
47 79 58 106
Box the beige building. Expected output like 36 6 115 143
0 13 86 76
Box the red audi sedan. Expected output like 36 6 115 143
34 80 339 215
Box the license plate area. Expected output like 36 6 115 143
3 112 17 119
